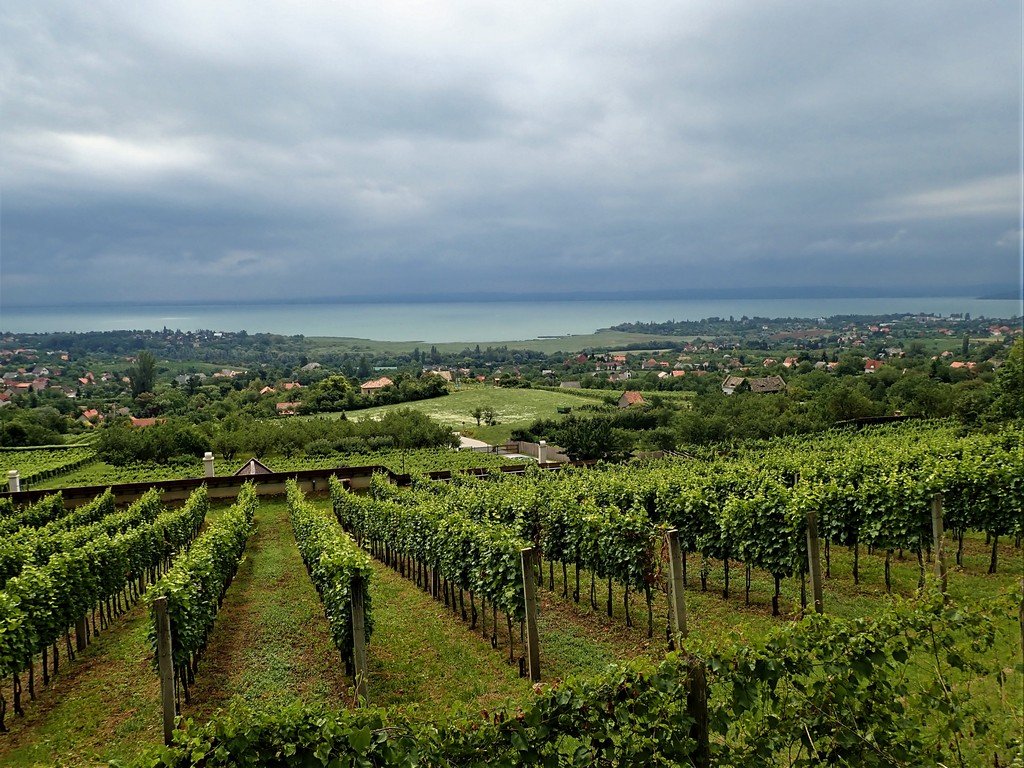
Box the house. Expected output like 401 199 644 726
276 402 300 415
130 417 161 428
950 361 977 370
783 357 799 368
300 362 322 371
174 373 208 386
618 391 645 408
748 375 787 394
863 359 884 374
259 386 276 395
762 358 778 367
722 375 748 395
234 458 274 476
426 370 453 382
360 376 393 395
282 381 302 391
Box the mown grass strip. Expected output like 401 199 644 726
184 498 353 721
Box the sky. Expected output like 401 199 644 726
1 1 1020 307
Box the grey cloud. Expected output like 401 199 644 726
0 0 1018 308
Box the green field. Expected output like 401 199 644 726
312 386 596 443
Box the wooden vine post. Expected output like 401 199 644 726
154 596 176 747
931 494 947 596
75 615 88 652
666 529 688 638
805 512 824 614
520 547 541 682
351 574 369 703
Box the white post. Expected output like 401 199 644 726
7 470 20 493
538 440 546 463
203 452 215 478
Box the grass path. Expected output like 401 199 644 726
184 499 352 721
365 561 528 712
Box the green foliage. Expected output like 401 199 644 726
331 476 528 618
699 587 1014 767
95 419 211 465
0 446 95 486
0 488 208 686
137 652 698 767
988 338 1024 422
135 588 1016 767
146 486 253 683
127 350 158 398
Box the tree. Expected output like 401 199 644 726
961 333 970 358
128 350 157 397
987 338 1024 422
471 406 485 426
357 355 373 379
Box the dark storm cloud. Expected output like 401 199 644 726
1 1 1018 307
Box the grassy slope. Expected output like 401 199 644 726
313 386 592 444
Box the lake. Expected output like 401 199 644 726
1 297 1020 342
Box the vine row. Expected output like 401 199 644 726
286 480 373 677
146 484 256 707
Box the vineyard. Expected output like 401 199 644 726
0 446 96 488
0 420 1020 766
21 448 518 491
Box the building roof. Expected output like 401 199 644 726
619 391 645 406
361 376 394 390
233 458 274 476
748 375 787 393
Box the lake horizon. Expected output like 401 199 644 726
2 296 1021 343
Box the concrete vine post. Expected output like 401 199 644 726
666 529 689 639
